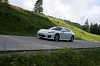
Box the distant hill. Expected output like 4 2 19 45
63 20 82 29
0 3 100 42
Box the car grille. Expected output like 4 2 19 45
38 33 46 37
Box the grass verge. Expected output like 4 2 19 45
0 48 100 66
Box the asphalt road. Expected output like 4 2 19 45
0 35 100 51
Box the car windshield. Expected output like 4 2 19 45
49 27 63 31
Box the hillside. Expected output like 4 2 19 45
0 3 55 36
63 20 82 29
0 3 100 42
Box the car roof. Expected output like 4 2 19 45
54 26 69 29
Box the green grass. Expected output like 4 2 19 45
0 3 100 41
0 48 100 66
0 3 55 36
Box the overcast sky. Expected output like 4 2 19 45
9 0 100 25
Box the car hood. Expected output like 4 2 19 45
38 29 56 33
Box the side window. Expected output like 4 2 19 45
62 28 67 32
66 29 71 32
62 28 71 32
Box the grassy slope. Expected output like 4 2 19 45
0 3 55 36
0 3 100 42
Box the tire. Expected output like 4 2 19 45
54 34 60 41
39 37 42 39
69 36 74 42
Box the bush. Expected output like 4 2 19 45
0 48 100 66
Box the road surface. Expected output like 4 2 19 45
0 35 100 51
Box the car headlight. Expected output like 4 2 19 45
48 31 55 33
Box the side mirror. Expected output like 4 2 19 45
62 31 66 32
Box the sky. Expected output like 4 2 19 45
9 0 100 25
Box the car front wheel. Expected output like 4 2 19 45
69 36 74 42
54 34 60 41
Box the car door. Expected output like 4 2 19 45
61 28 72 39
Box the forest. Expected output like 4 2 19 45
82 19 100 35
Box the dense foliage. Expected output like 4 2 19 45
82 19 100 35
90 23 100 35
0 48 100 66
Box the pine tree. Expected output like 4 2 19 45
93 23 98 34
33 0 43 14
90 23 93 33
82 19 90 32
0 0 3 2
3 0 9 3
0 0 2 2
98 24 100 35
90 23 100 35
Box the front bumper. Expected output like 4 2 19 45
37 33 55 39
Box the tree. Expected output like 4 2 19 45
98 24 100 35
33 0 43 14
90 23 100 35
0 0 9 3
0 0 2 2
82 19 90 32
90 23 93 33
4 0 9 3
93 23 98 34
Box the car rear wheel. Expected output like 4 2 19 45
54 34 60 41
69 36 74 42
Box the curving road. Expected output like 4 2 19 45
0 35 100 51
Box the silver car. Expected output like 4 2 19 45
37 26 75 42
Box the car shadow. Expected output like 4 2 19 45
37 37 72 42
